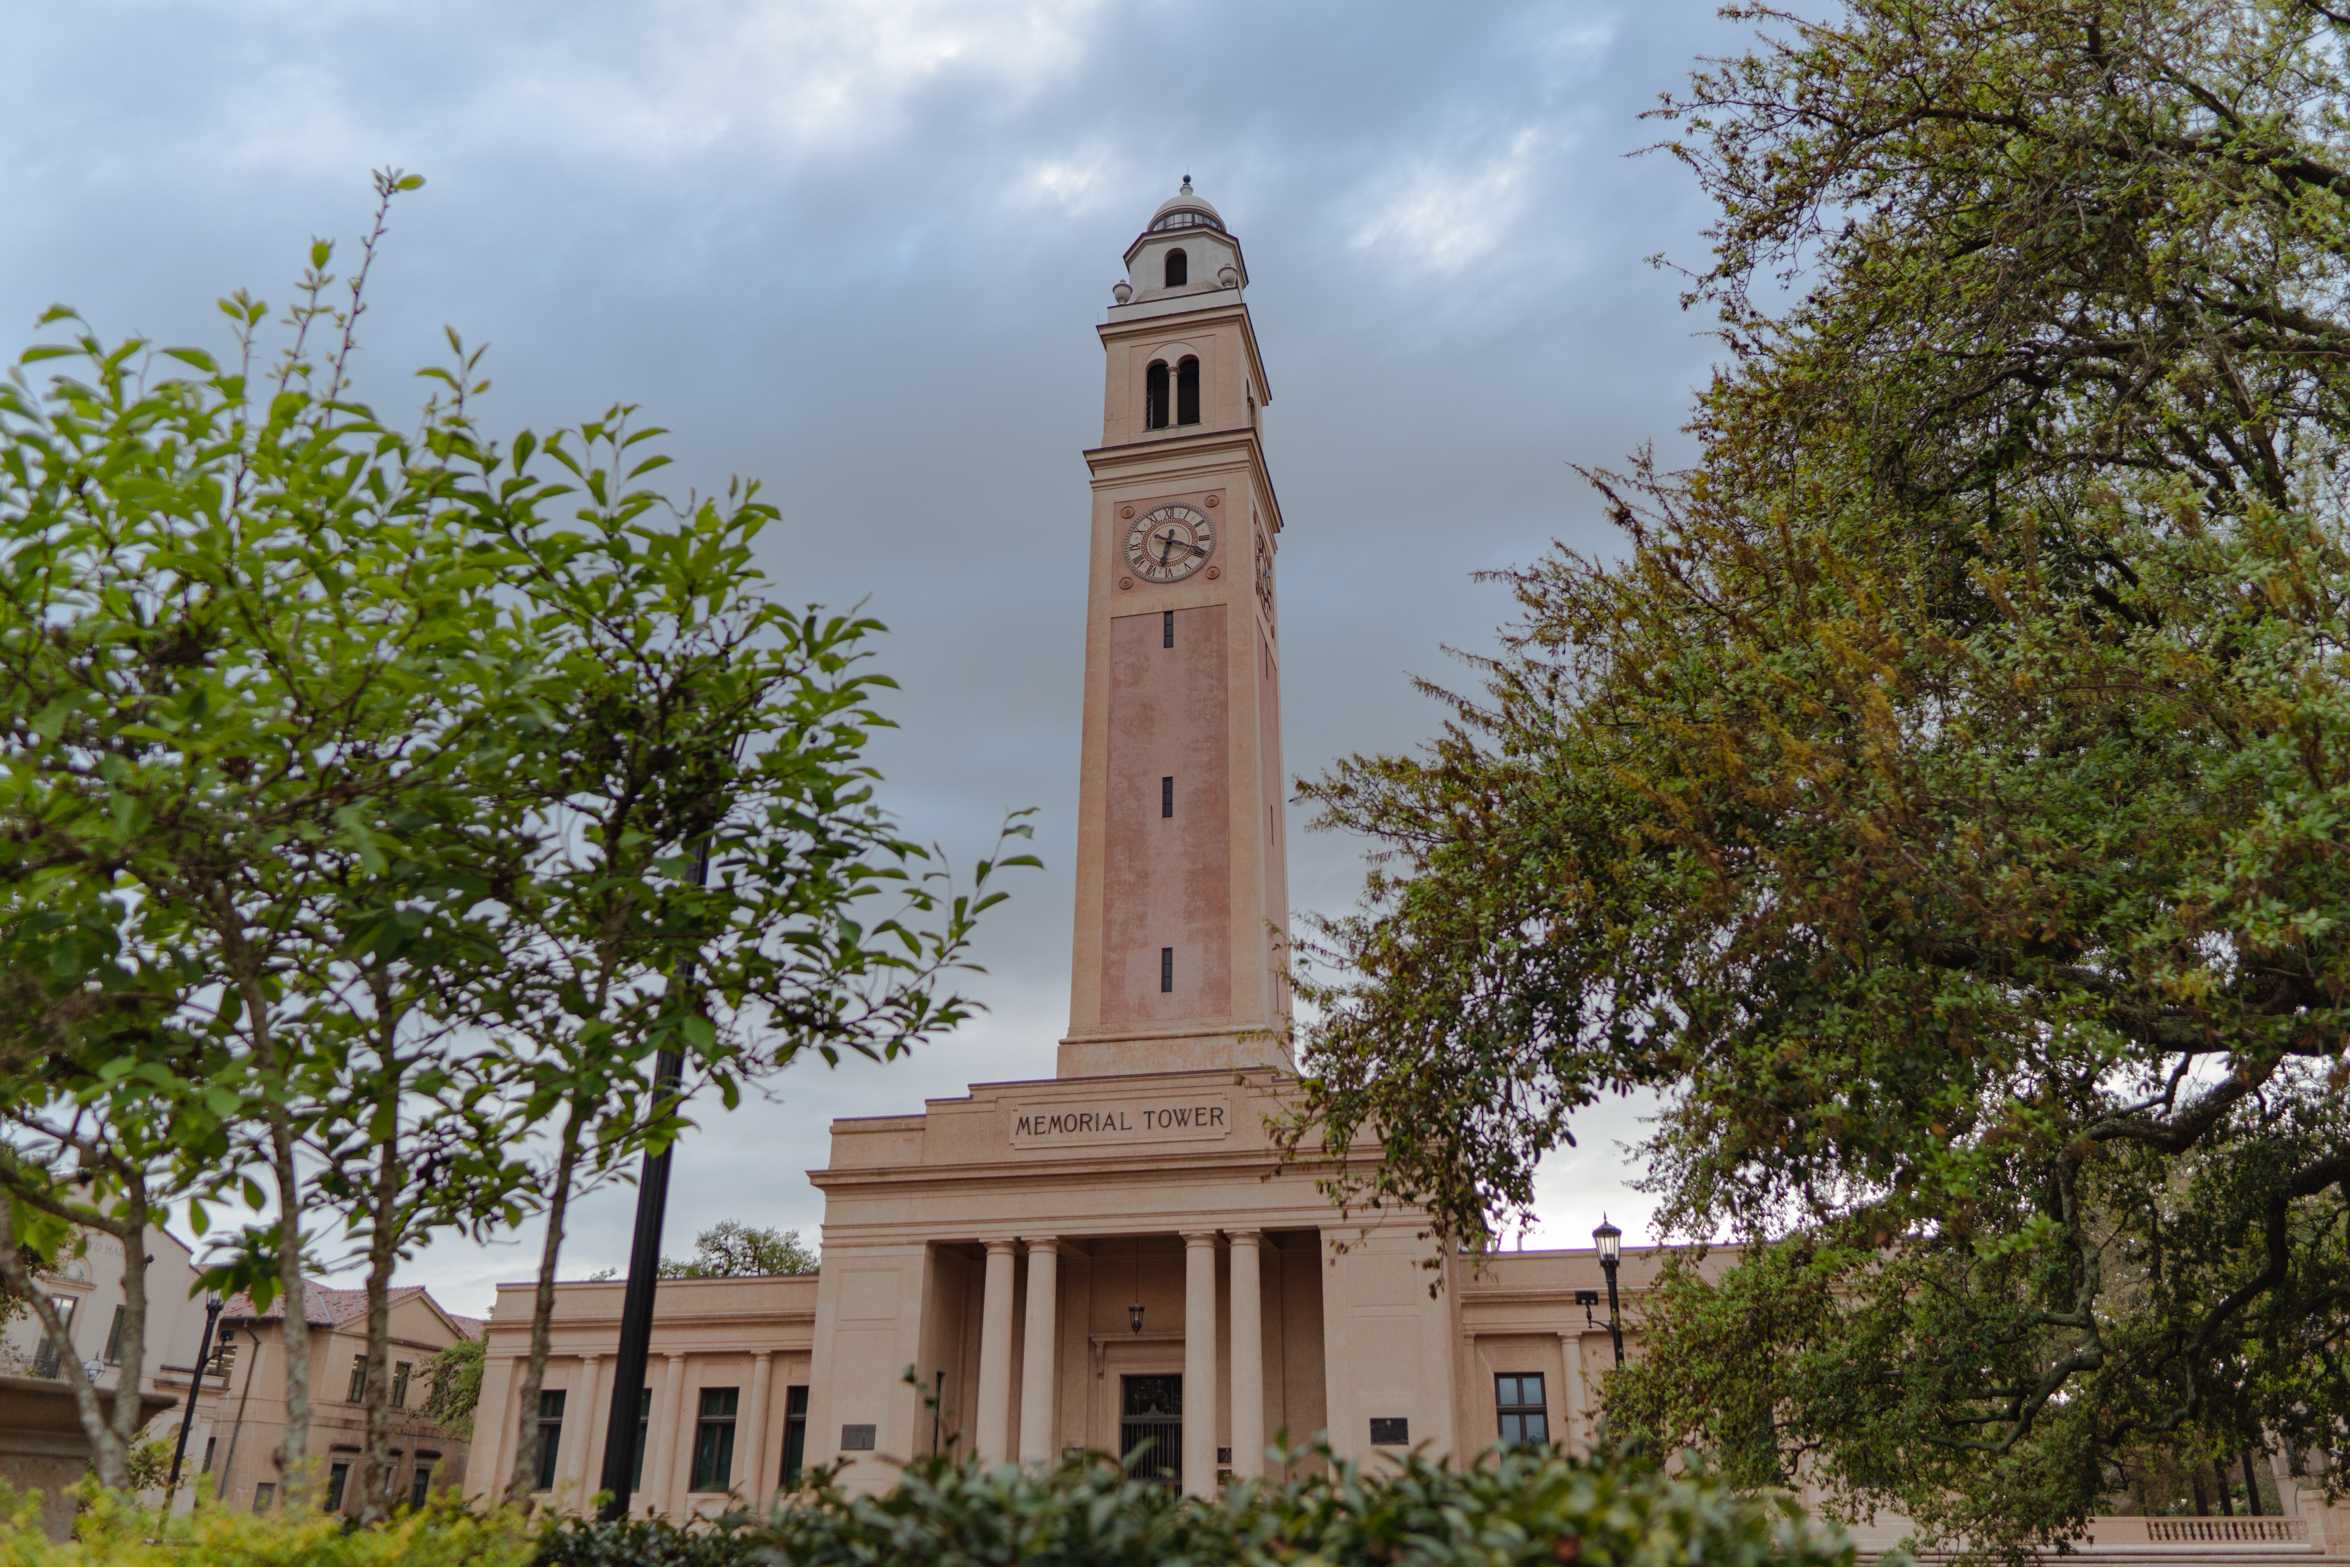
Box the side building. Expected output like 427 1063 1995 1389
0 1222 208 1538
197 1281 480 1516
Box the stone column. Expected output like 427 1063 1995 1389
569 1355 604 1509
1557 1331 1588 1457
481 1357 522 1497
976 1238 1019 1465
741 1351 775 1509
645 1352 686 1515
1228 1231 1265 1480
1018 1240 1061 1464
1182 1230 1219 1499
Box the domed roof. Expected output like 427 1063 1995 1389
1147 176 1224 233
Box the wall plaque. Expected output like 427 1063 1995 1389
840 1424 876 1452
1369 1417 1409 1446
1009 1090 1233 1151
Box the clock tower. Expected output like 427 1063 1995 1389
1061 179 1291 1079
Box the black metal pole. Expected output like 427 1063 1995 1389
596 838 711 1522
161 1298 222 1513
1600 1258 1625 1368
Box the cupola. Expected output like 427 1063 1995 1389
1114 176 1247 307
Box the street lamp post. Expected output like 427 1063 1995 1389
161 1298 224 1515
1593 1217 1625 1368
596 835 714 1522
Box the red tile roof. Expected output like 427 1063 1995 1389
221 1281 460 1334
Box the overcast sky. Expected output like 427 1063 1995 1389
6 0 1761 1315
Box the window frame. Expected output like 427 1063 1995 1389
630 1385 651 1488
391 1359 413 1409
346 1353 370 1404
1165 248 1188 287
781 1384 809 1488
1494 1371 1551 1448
690 1385 741 1493
1175 356 1200 425
534 1388 566 1491
324 1460 351 1513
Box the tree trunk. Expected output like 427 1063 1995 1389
357 1008 405 1522
357 1082 402 1519
2214 1460 2235 1516
2241 1447 2264 1516
107 1182 150 1465
505 1104 585 1504
269 1108 313 1504
237 968 314 1505
2193 1470 2210 1515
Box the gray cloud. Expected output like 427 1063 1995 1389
4 0 1752 1311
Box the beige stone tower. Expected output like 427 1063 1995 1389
1060 178 1292 1079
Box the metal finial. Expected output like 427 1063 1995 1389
1180 173 1192 192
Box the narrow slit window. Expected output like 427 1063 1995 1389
1145 361 1170 430
1162 776 1174 818
533 1389 565 1490
1176 357 1200 425
1162 609 1174 647
1160 947 1174 993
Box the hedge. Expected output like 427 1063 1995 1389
3 1445 1865 1567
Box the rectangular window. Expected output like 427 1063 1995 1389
781 1384 809 1488
691 1386 740 1492
346 1354 370 1404
391 1360 413 1409
252 1481 275 1513
1161 775 1174 818
409 1459 435 1510
631 1386 651 1488
201 1435 217 1474
103 1305 126 1364
1162 609 1174 648
1495 1372 1550 1447
1160 947 1173 993
534 1389 566 1490
324 1461 350 1513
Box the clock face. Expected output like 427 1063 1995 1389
1124 504 1216 583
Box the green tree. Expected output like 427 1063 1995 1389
468 413 1034 1502
0 168 494 1493
420 1335 485 1440
1286 0 2350 1553
659 1220 819 1278
0 171 1034 1510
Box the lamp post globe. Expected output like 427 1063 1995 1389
1593 1216 1621 1265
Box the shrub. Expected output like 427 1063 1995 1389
0 1484 538 1567
0 1447 1860 1567
535 1444 1862 1567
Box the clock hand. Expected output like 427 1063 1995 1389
1157 532 1179 566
